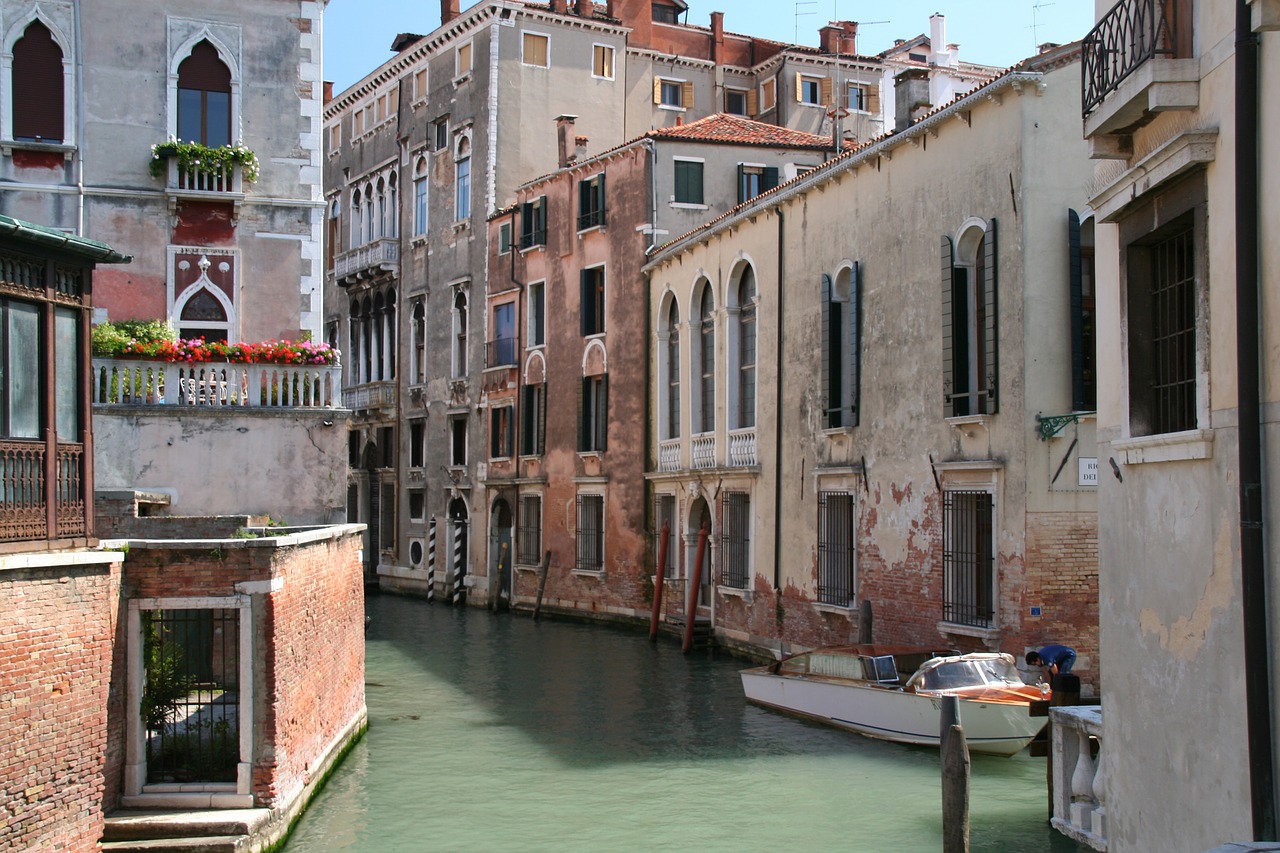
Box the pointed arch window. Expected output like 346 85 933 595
177 40 231 147
662 301 681 440
821 263 861 429
696 284 715 434
12 21 64 143
452 290 468 378
731 267 757 429
455 136 472 221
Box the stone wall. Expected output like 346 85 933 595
0 552 124 852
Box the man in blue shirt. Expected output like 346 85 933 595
1026 644 1076 678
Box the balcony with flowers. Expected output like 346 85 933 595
91 322 342 410
150 139 258 214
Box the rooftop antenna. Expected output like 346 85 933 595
795 1 817 44
1029 0 1055 51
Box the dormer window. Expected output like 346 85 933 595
652 2 683 24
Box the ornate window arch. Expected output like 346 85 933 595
1 6 76 146
942 217 998 417
167 26 241 146
725 261 757 431
692 278 716 435
454 133 472 221
173 255 235 343
658 292 681 441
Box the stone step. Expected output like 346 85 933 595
103 809 269 842
100 836 248 853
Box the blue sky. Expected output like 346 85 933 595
322 1 1095 95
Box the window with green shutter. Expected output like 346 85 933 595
674 160 704 205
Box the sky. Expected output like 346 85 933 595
322 0 1095 95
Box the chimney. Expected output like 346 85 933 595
606 0 616 17
841 21 859 54
575 134 589 162
323 81 334 104
576 0 593 15
893 68 932 132
441 0 460 25
556 114 578 167
929 13 947 62
711 12 725 63
819 24 841 55
551 0 568 13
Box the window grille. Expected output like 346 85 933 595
817 491 855 605
721 492 750 589
576 494 603 571
942 490 994 627
518 495 542 565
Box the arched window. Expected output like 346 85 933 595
374 178 386 240
452 290 468 378
176 287 230 343
387 173 398 238
348 298 361 386
360 296 373 384
372 292 385 381
412 300 426 384
664 301 681 440
822 263 861 428
350 191 362 248
942 220 998 417
12 21 64 143
361 185 374 245
384 288 397 381
177 40 231 147
413 157 429 235
696 283 715 434
455 136 472 221
735 268 757 429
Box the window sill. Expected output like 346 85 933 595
577 450 604 460
410 235 428 247
813 601 856 616
945 414 991 431
571 568 605 579
821 425 853 438
658 104 687 112
452 220 470 233
2 140 76 159
1113 428 1214 465
937 620 999 642
670 202 708 211
799 100 825 109
576 224 604 237
519 243 546 254
453 72 472 87
718 584 751 601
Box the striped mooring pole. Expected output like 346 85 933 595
426 515 437 603
451 521 466 606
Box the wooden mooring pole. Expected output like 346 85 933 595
857 599 873 644
649 521 670 642
532 550 551 620
681 524 709 654
491 542 508 613
941 695 970 853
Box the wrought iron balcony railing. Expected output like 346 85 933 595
1082 0 1181 117
485 337 518 369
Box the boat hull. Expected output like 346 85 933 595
740 668 1045 756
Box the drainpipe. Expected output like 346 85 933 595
1234 0 1276 839
74 0 85 237
509 206 524 611
771 208 785 595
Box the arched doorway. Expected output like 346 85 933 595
490 498 513 609
685 496 713 611
448 497 469 605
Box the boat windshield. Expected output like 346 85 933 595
913 657 1025 692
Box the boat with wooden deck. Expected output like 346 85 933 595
740 645 1050 756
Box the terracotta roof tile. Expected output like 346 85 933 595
648 114 838 151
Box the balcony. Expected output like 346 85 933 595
1082 0 1197 152
343 381 395 411
658 439 681 473
335 238 399 285
1050 706 1108 851
485 337 518 369
165 158 245 214
691 434 717 469
727 428 757 467
92 359 343 409
0 440 85 542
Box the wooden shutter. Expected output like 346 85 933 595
521 201 534 247
867 84 881 118
821 273 833 427
850 261 862 427
538 383 547 454
522 385 534 456
597 173 606 226
653 76 663 104
746 89 758 116
821 77 834 106
941 236 955 413
982 219 999 414
795 73 804 103
736 164 747 205
762 167 779 192
598 374 609 451
681 80 694 109
1068 209 1085 412
578 376 588 451
579 179 590 225
580 269 593 336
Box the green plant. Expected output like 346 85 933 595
140 611 193 736
150 139 260 183
92 319 176 357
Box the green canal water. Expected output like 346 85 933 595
285 595 1084 853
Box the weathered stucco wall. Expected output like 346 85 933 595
1088 0 1279 847
93 409 350 525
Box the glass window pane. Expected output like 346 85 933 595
8 301 40 439
206 91 231 148
55 307 78 440
177 88 203 143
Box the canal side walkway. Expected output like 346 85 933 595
101 808 270 852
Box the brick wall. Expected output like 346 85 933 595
122 528 366 807
1021 511 1100 691
0 554 123 853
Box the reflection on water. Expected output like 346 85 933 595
285 595 1083 853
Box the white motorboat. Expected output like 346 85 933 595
740 645 1049 756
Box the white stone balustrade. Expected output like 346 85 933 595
1050 706 1107 851
691 434 717 469
93 358 343 409
658 439 681 472
727 428 757 467
335 238 399 280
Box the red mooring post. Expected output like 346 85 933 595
649 522 670 642
682 524 709 654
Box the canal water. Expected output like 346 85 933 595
285 595 1083 853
